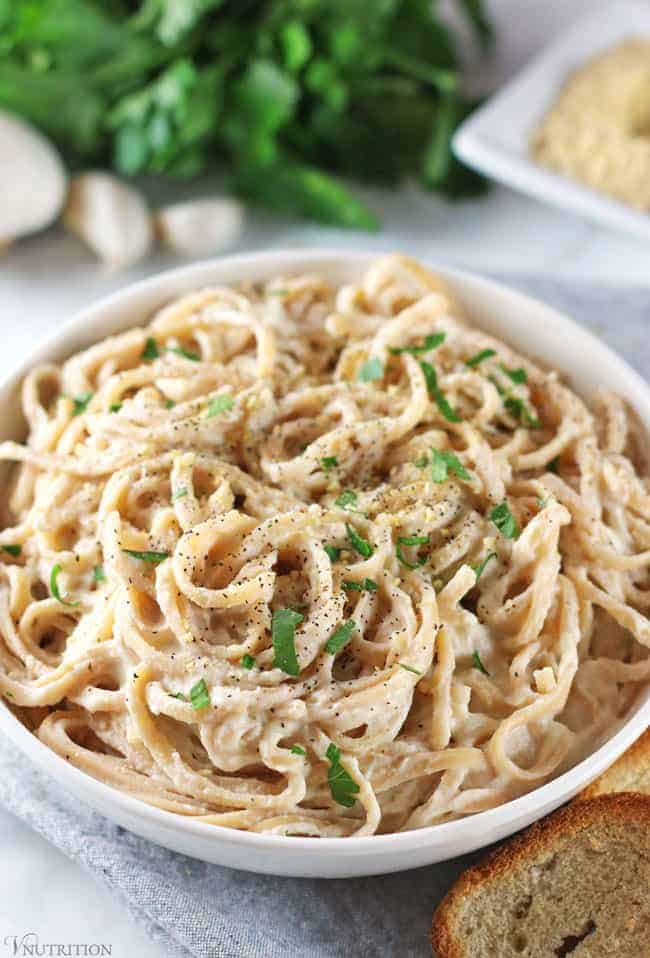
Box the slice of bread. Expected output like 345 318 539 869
430 793 650 957
579 728 650 799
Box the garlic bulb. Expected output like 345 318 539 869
63 172 153 268
154 198 244 258
0 110 67 244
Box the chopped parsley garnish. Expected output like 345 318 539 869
335 489 366 515
472 650 490 675
489 502 520 540
396 534 429 569
414 454 429 469
389 332 446 355
122 548 170 564
290 744 306 756
169 691 187 701
92 565 106 582
342 578 377 593
172 488 188 501
547 456 560 473
429 448 472 483
207 394 234 417
325 619 356 655
50 564 79 606
324 545 341 562
500 364 527 384
165 399 176 409
168 345 200 361
70 392 93 416
346 523 373 558
504 396 541 429
399 663 422 676
420 361 460 422
141 337 160 361
189 678 210 710
272 608 303 676
109 402 122 413
357 357 384 382
2 545 21 557
241 654 255 670
321 456 338 471
326 743 360 808
472 552 497 582
466 348 496 367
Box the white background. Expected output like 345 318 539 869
1 1 648 955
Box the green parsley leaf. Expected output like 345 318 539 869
290 744 307 756
165 399 176 409
321 456 338 471
92 565 106 582
420 361 461 422
389 332 446 355
167 346 201 363
500 364 527 384
324 545 341 563
122 548 170 564
190 678 210 710
357 358 384 382
336 489 357 509
414 455 429 469
169 691 187 701
466 348 496 367
489 502 520 540
429 448 472 484
172 488 188 501
272 608 304 676
50 564 79 607
342 578 377 593
168 345 200 362
2 545 21 557
69 393 93 416
547 456 560 474
109 402 122 413
472 552 497 582
207 394 234 417
241 653 255 670
399 663 422 676
326 743 360 808
472 650 490 675
325 619 356 655
504 396 541 429
141 337 160 361
346 523 373 559
335 489 366 515
396 534 430 569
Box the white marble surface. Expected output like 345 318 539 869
2 1 650 955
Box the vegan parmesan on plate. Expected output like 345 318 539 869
531 38 650 210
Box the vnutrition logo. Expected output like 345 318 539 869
2 935 112 957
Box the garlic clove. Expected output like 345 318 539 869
154 198 244 258
63 172 153 269
0 110 67 244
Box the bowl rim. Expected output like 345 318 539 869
1 247 648 859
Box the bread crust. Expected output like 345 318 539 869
578 727 650 799
430 793 650 957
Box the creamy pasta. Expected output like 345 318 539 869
0 255 648 837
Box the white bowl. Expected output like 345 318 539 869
0 250 648 878
453 0 650 242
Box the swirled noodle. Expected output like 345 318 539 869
0 255 648 836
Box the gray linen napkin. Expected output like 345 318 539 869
0 275 648 958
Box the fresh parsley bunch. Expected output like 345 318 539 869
0 0 492 228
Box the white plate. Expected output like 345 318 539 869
0 249 648 878
453 1 650 241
